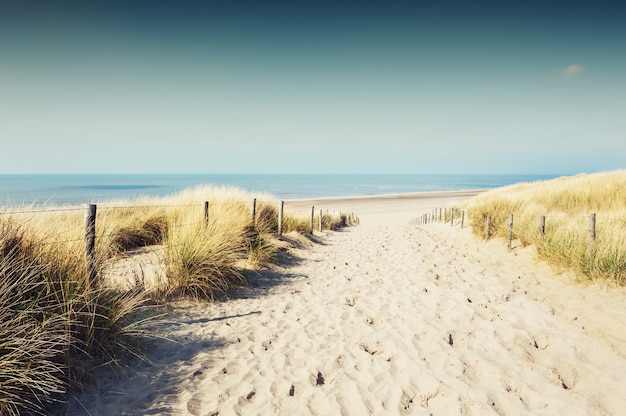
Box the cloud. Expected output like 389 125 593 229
563 64 583 75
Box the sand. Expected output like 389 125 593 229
68 190 626 415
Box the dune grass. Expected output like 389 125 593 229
0 220 151 415
0 184 352 414
460 170 626 284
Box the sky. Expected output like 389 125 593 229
1 0 625 174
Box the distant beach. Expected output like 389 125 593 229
0 173 561 207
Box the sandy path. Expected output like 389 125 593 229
69 195 626 416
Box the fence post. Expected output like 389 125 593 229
278 200 284 237
507 214 514 249
204 201 209 226
450 208 454 226
538 215 546 239
485 214 491 241
319 209 323 232
439 208 442 222
461 210 465 229
588 213 596 246
251 198 257 226
84 204 97 289
310 206 315 234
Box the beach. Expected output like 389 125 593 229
68 190 626 415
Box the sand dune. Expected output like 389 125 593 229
68 191 626 415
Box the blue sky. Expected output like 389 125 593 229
1 1 625 174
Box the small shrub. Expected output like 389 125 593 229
111 216 168 252
283 214 311 234
165 222 245 299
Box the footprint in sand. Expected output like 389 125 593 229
313 371 325 386
359 340 384 356
399 388 417 415
552 364 579 390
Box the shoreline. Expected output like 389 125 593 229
3 171 555 207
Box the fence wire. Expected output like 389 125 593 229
0 206 83 215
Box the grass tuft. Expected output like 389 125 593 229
111 216 168 253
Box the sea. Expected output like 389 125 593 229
0 174 562 207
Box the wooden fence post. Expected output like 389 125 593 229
439 208 442 222
310 206 315 234
485 214 491 241
278 200 284 236
588 213 596 246
507 214 514 249
461 210 465 229
204 201 209 226
450 208 454 226
538 215 546 239
84 204 97 289
251 198 257 226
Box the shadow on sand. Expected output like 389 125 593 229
61 229 337 415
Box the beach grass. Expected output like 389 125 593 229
0 220 151 415
0 184 349 414
461 170 626 284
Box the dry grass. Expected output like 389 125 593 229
0 221 151 415
0 184 355 413
460 170 626 284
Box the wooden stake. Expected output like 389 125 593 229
588 213 596 246
251 198 257 225
84 204 97 289
278 200 284 236
538 215 546 239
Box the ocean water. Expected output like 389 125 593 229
0 174 561 207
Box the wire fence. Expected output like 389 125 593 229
1 198 358 291
414 207 622 250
